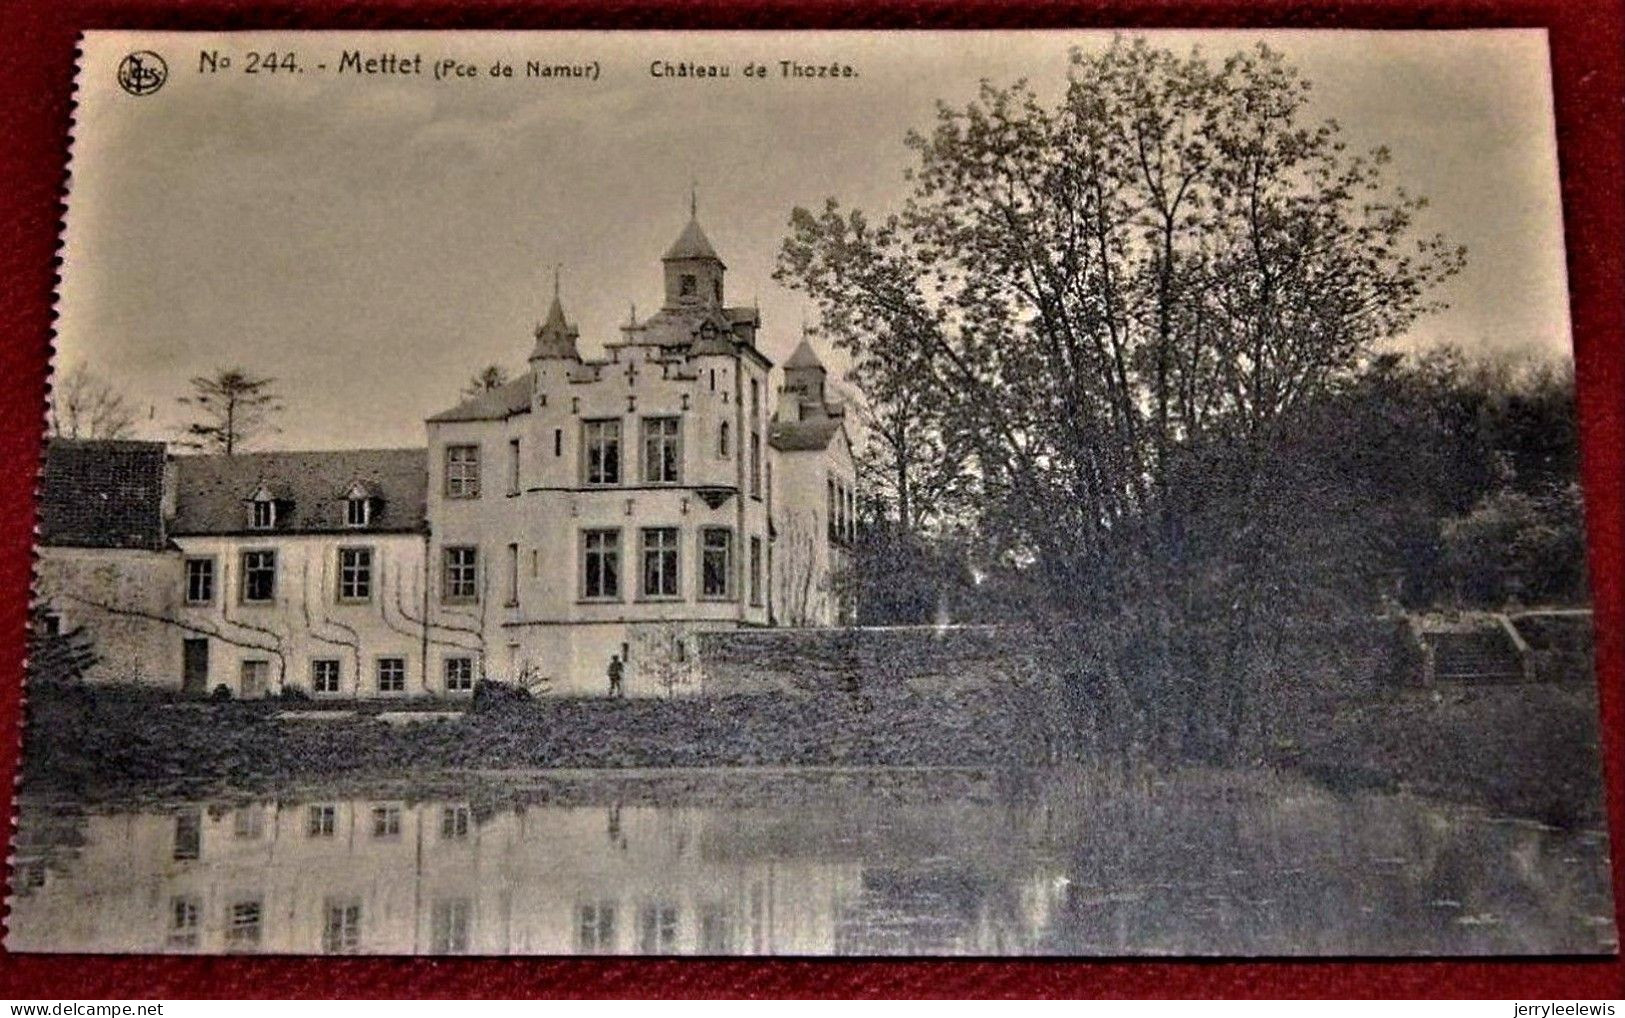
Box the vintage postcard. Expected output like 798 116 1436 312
9 29 1614 957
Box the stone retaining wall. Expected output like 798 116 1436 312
694 624 1036 697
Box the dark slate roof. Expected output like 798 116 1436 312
428 372 534 423
769 418 843 452
784 338 826 370
169 448 427 536
626 306 765 359
38 439 168 550
662 217 724 264
529 297 581 361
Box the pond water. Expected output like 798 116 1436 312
6 768 1616 956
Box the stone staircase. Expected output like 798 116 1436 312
1410 613 1534 684
1429 628 1526 682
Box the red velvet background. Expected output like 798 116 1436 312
0 0 1620 999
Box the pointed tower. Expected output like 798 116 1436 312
662 191 726 309
783 337 828 406
529 270 580 362
776 336 832 424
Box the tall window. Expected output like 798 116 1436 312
641 417 682 484
345 496 370 527
505 543 519 606
679 273 697 297
431 899 472 954
583 419 621 485
507 438 521 496
847 487 857 542
444 444 480 499
750 536 763 607
700 528 733 599
372 806 401 837
338 547 372 601
444 657 474 693
639 904 679 954
167 896 201 950
828 478 838 541
242 550 276 603
750 380 762 497
442 546 478 603
233 807 263 840
240 660 270 698
582 529 621 600
441 805 471 838
750 433 762 498
312 659 341 695
700 905 735 954
307 804 336 837
250 497 276 530
718 421 730 457
576 902 617 953
173 810 200 861
640 527 680 599
322 900 362 955
185 557 215 605
225 899 263 953
376 657 406 693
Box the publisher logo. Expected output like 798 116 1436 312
116 51 168 96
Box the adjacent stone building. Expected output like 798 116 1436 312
33 213 855 698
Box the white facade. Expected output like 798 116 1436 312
423 213 846 696
35 215 854 699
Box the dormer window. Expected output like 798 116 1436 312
344 482 373 528
248 485 278 530
346 497 370 528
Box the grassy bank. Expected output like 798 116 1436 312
19 680 1608 825
1275 682 1608 827
19 683 1045 802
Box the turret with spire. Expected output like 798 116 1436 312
777 317 841 424
529 265 581 362
662 186 726 310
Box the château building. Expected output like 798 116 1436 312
33 211 858 698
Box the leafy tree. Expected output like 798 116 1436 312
778 38 1467 760
49 362 140 440
177 368 283 455
1442 484 1587 607
779 38 1463 581
461 364 511 401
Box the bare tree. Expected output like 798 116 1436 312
461 364 511 401
49 362 140 440
177 368 284 455
631 622 699 699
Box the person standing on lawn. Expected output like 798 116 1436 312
607 653 624 698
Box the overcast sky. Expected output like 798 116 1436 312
62 29 1568 451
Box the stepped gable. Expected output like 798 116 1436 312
169 447 428 535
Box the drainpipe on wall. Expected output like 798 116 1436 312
420 530 432 695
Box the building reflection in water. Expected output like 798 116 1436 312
7 770 1617 957
10 796 879 956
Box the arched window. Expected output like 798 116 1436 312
718 421 730 457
